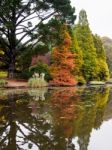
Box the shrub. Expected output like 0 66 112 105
0 79 7 87
18 70 33 79
28 77 48 88
76 76 86 85
29 61 51 81
0 71 7 78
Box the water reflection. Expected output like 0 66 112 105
0 87 111 150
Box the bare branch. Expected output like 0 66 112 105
18 24 28 28
19 35 41 51
16 0 32 21
0 135 8 146
21 15 39 23
16 28 25 30
16 9 37 26
16 25 38 46
16 31 25 35
0 28 8 37
16 11 57 46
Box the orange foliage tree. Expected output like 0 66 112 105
50 25 77 86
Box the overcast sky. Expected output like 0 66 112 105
71 0 112 38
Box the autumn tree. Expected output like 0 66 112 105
0 0 75 78
50 25 77 86
75 10 98 81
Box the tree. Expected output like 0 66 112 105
37 19 64 51
93 34 110 81
50 25 77 86
0 0 76 78
0 47 5 70
102 36 112 74
75 10 98 81
70 28 84 84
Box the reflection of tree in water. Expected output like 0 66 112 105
94 87 110 129
0 89 56 150
49 87 110 150
103 89 112 121
76 87 110 150
0 87 110 150
0 92 30 150
50 88 78 150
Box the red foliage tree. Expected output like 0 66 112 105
50 25 77 86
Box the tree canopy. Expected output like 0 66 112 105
93 34 109 81
0 0 76 78
73 9 109 82
50 25 77 86
75 10 98 81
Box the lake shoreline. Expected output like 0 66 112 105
0 78 112 89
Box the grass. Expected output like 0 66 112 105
28 77 48 88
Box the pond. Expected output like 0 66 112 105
0 86 112 150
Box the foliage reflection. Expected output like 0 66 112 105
0 87 110 150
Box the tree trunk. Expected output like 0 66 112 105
8 61 16 79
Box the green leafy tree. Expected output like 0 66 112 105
0 0 75 78
37 19 63 50
75 10 98 81
70 28 85 84
93 34 110 81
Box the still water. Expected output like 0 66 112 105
0 86 112 150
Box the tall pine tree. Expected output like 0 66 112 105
71 28 85 84
75 10 98 81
